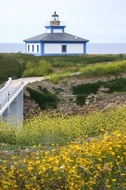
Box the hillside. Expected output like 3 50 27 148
1 53 126 190
24 73 126 117
1 53 126 117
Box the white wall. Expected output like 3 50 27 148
27 43 40 53
45 44 61 53
46 29 51 33
67 44 83 53
53 29 62 33
44 43 83 54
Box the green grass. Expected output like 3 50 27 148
0 53 126 84
0 105 126 148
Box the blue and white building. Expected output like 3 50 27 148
24 12 89 56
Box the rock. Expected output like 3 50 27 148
23 76 126 116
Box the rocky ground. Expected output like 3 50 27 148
24 74 126 117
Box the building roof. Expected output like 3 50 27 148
24 32 89 43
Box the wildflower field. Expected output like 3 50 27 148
0 106 126 189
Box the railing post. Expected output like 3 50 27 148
8 92 10 101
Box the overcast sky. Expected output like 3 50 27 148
0 0 126 43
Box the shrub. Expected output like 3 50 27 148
0 130 16 144
0 122 17 144
0 55 20 83
26 86 59 110
104 77 126 93
23 60 52 77
73 77 126 106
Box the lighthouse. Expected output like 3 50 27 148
24 11 89 56
45 11 66 34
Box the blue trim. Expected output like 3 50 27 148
26 52 41 56
41 42 44 55
83 42 86 55
43 41 87 44
45 26 66 33
41 53 85 56
45 26 66 29
25 41 88 56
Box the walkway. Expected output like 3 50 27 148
0 77 45 116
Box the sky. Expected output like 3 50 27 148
0 0 126 43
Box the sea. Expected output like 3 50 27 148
0 43 126 54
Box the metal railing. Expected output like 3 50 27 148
0 82 24 111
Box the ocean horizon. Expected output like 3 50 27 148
0 43 126 54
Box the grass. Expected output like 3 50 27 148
0 53 126 84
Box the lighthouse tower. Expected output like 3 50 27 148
45 11 66 33
24 11 89 56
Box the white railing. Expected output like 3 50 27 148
0 82 24 111
0 77 12 92
0 82 6 90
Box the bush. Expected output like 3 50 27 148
73 77 126 106
104 77 126 93
0 55 20 83
23 60 52 77
73 82 101 95
27 86 59 110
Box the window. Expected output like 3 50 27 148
28 45 30 52
37 45 39 52
62 45 67 53
32 45 34 52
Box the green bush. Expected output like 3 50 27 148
73 77 126 106
0 130 16 144
23 60 52 77
73 82 101 95
27 86 59 109
104 77 126 93
0 54 20 83
76 95 86 106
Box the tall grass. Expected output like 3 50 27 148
0 105 126 147
23 60 52 77
80 60 126 77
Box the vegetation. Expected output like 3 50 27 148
0 106 126 189
79 60 126 77
26 86 59 109
1 53 126 189
23 60 52 77
0 54 20 83
0 53 126 84
73 77 126 105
